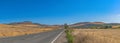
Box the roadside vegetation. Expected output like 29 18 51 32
64 24 74 43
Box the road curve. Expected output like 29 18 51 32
0 29 64 43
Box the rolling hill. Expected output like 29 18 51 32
0 21 60 38
70 22 120 29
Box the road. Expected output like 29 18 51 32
0 29 64 43
54 32 67 43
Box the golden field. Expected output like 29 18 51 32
73 29 120 43
0 24 58 38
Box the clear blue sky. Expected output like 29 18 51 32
0 0 120 24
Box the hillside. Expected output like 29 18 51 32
0 21 59 38
7 21 47 27
70 22 120 29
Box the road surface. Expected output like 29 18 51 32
0 29 64 43
54 32 67 43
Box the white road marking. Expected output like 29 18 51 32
51 29 65 43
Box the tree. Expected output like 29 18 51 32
104 25 112 29
64 23 69 29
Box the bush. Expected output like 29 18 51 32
66 30 74 43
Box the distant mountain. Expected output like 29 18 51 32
71 22 105 27
70 22 120 29
8 21 33 25
7 21 48 27
0 21 62 29
1 21 120 29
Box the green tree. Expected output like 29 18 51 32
104 25 112 29
64 23 69 29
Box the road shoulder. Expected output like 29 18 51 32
54 32 67 43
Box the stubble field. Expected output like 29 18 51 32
0 24 58 38
73 29 120 43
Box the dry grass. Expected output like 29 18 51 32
73 29 120 43
0 24 58 38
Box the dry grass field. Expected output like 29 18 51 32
73 29 120 43
0 24 58 38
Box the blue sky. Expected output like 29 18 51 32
0 0 120 24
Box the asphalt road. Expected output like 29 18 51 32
0 29 64 43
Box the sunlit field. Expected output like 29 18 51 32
0 24 58 38
73 29 120 43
